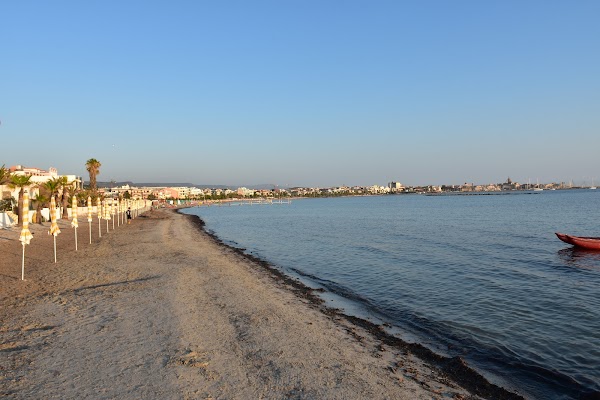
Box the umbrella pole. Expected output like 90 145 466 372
89 222 92 244
98 218 101 238
112 218 115 230
53 236 57 263
21 244 25 280
106 220 109 233
75 227 78 251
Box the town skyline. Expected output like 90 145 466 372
2 2 599 187
4 163 597 193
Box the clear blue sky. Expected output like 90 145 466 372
2 1 599 187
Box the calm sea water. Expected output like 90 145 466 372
182 190 600 399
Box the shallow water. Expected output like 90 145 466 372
182 190 600 399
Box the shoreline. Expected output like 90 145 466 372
179 209 525 400
1 208 523 399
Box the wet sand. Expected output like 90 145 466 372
0 208 523 399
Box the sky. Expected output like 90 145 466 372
2 1 599 188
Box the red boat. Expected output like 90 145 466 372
555 232 600 250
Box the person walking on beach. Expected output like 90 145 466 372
126 207 132 224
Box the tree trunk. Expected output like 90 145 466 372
17 189 24 227
90 173 96 191
62 190 69 219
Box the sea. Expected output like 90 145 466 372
181 189 600 400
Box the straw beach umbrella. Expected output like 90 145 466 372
71 195 79 251
87 195 93 244
19 189 33 280
49 196 61 263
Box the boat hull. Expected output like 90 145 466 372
555 232 600 250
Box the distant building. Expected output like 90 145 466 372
501 177 520 191
237 187 254 197
156 188 179 199
388 181 403 192
3 165 80 200
171 187 190 199
460 183 474 192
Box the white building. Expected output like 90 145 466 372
237 187 254 197
388 181 404 192
2 165 80 200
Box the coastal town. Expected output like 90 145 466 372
2 161 597 231
0 163 594 212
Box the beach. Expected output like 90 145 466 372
1 208 520 399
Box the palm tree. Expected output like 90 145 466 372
44 178 63 225
0 165 10 206
57 176 73 219
9 174 32 226
0 164 10 186
44 178 61 199
77 189 91 206
85 158 101 191
32 192 48 224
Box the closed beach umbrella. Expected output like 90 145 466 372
71 195 79 228
97 197 102 238
49 196 61 236
71 195 79 251
87 196 92 222
19 189 33 280
117 198 121 226
103 200 110 233
49 196 61 263
87 196 93 244
19 190 33 245
111 198 116 229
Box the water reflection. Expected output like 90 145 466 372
557 247 600 271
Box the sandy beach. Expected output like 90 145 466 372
1 208 522 399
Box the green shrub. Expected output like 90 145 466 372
0 199 13 212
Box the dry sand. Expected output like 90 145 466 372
1 209 522 399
